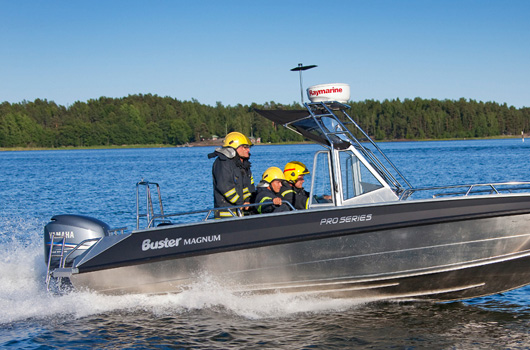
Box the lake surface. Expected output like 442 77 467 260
1 139 530 349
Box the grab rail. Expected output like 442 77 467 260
143 201 297 229
135 178 297 229
45 233 65 290
46 235 101 290
399 181 530 200
136 180 165 230
60 238 102 268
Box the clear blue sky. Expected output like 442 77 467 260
1 0 529 107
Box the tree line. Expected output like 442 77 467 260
0 94 529 148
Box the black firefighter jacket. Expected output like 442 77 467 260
209 147 255 218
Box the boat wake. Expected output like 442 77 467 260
0 218 369 324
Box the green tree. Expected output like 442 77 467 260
168 119 192 145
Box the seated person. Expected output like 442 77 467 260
281 161 310 209
255 167 291 214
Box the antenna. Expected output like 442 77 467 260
290 63 317 104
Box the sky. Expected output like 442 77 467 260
1 0 529 108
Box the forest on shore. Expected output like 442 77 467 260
1 94 529 148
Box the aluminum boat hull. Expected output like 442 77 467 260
67 194 530 301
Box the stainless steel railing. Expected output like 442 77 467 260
399 181 530 200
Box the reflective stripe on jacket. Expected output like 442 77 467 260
255 186 290 214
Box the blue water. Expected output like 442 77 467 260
1 139 530 349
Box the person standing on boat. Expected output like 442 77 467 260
208 132 255 218
281 161 311 210
255 167 291 214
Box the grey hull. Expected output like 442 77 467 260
70 203 530 301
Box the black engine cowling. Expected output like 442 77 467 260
44 214 110 268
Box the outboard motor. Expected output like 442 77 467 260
44 214 110 268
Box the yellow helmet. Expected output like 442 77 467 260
283 161 310 183
262 167 285 183
223 132 252 149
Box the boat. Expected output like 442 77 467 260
44 83 530 302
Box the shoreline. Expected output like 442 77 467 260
0 135 525 152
